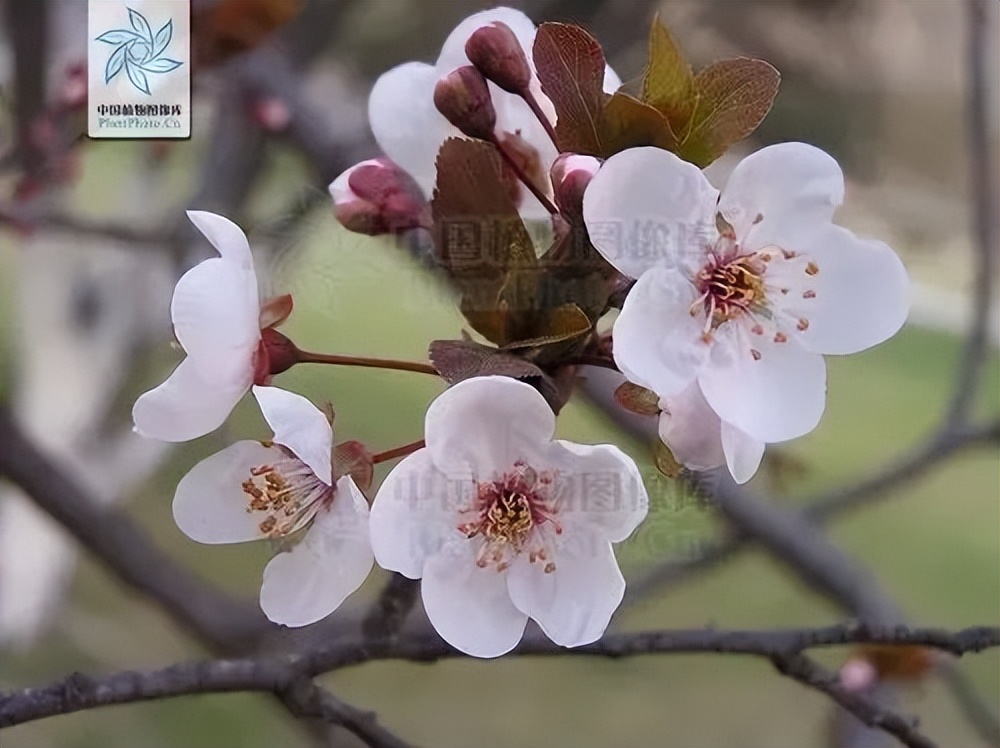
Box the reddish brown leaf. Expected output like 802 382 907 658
533 22 607 154
654 439 684 479
431 138 536 282
680 58 781 166
600 91 678 155
501 303 592 351
614 381 661 416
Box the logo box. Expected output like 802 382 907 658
88 0 191 139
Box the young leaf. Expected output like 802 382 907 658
533 22 607 155
679 58 780 166
614 381 661 416
601 92 678 153
654 439 684 479
501 303 592 351
641 17 695 130
431 138 536 282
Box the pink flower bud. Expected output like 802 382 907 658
550 153 601 216
465 22 531 95
329 158 427 236
433 66 496 141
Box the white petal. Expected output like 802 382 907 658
259 477 373 627
603 64 622 93
173 440 277 543
507 538 624 648
425 376 556 478
186 211 254 269
169 257 260 375
784 225 909 355
719 143 844 250
370 449 460 579
720 421 766 484
436 7 537 73
421 545 528 658
583 146 718 279
132 356 249 442
252 385 333 485
698 325 826 442
368 62 458 198
657 383 725 472
612 267 708 397
541 441 648 543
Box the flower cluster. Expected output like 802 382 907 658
135 7 908 657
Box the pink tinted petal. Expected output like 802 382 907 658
699 325 826 442
425 376 556 478
784 225 909 355
540 441 648 543
720 421 766 484
719 143 844 250
172 440 276 543
583 146 718 279
132 356 249 442
657 383 725 472
507 537 624 648
370 450 461 579
186 211 254 269
368 62 458 198
259 477 372 627
169 257 260 373
421 544 528 657
252 386 333 485
612 267 708 398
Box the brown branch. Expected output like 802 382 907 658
948 0 999 428
0 407 269 653
6 623 994 745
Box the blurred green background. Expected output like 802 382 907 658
1 1 998 746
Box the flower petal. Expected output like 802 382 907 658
370 449 460 579
425 376 556 478
719 142 844 251
368 62 458 198
173 440 277 543
541 441 648 543
169 256 260 375
259 477 373 627
612 267 708 397
698 325 826 442
583 146 718 279
785 225 909 355
186 211 254 269
421 545 528 658
132 356 249 442
507 537 624 648
720 421 766 485
252 385 333 485
657 382 725 472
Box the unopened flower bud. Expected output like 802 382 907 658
465 22 532 95
433 66 496 141
550 153 601 216
329 158 427 236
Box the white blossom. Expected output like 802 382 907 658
583 143 910 444
369 376 647 658
173 386 372 627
